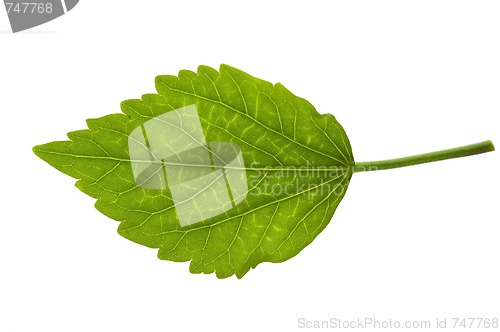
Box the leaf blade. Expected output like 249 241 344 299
33 64 354 278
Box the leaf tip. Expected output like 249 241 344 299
32 144 43 158
32 143 55 161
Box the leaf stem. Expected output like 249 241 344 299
354 140 495 172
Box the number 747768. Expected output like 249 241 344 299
5 2 53 14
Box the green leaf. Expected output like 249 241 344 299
32 64 355 278
32 64 496 278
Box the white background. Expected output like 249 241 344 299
1 1 499 331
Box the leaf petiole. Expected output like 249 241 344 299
354 140 495 172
